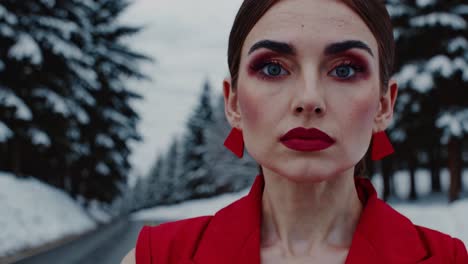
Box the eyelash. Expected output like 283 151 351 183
249 59 287 80
249 59 366 81
329 60 366 80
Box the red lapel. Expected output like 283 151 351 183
191 174 263 264
344 178 430 263
189 174 435 264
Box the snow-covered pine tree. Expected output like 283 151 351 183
204 92 257 194
0 0 149 203
139 154 164 209
387 0 468 201
162 138 189 203
0 0 96 188
144 91 257 207
143 139 183 208
131 175 149 211
181 80 215 199
77 0 150 203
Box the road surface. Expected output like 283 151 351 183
14 219 166 264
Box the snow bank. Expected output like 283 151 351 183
0 171 96 257
132 189 249 221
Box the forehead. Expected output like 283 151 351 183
243 0 378 58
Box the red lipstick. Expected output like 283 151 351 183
280 127 335 152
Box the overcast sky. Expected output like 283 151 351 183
120 0 244 178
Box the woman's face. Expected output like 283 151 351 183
224 0 397 182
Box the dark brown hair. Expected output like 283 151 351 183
227 0 395 177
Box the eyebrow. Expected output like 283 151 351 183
248 39 374 57
325 40 374 57
248 40 296 56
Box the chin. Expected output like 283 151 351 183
263 156 357 183
267 163 337 183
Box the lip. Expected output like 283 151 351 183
280 127 335 152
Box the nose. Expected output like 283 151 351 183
296 105 323 115
292 76 326 116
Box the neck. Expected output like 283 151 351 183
260 168 363 257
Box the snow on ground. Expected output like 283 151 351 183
132 169 468 247
132 189 250 222
0 171 96 257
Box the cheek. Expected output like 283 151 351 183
343 94 379 154
351 96 377 127
237 86 261 126
336 85 379 129
330 89 379 152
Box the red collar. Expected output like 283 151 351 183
191 174 431 264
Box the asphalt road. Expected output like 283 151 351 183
14 219 166 264
79 220 145 264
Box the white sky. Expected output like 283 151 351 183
120 0 244 178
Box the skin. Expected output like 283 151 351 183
223 0 398 263
121 248 134 264
122 0 398 263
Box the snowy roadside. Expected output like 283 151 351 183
0 171 110 258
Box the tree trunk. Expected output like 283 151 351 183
408 155 418 200
64 166 72 195
11 138 22 177
430 144 442 193
448 137 462 202
0 142 6 169
382 158 393 201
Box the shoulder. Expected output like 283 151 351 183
382 201 468 261
415 225 468 261
142 215 213 238
358 188 468 263
120 248 135 264
135 216 213 263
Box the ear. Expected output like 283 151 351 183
374 79 398 132
223 77 242 128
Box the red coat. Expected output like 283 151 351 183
135 174 468 263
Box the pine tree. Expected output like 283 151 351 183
0 0 96 187
131 175 149 211
181 80 215 199
0 0 150 203
141 155 164 208
141 91 257 209
387 0 468 201
163 138 189 203
144 139 185 207
204 92 257 194
76 0 150 202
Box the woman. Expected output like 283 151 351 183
122 0 468 263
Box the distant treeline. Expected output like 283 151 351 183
132 81 258 211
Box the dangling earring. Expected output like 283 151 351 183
224 127 244 158
371 131 394 161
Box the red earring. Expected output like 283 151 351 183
224 127 244 158
371 131 394 161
